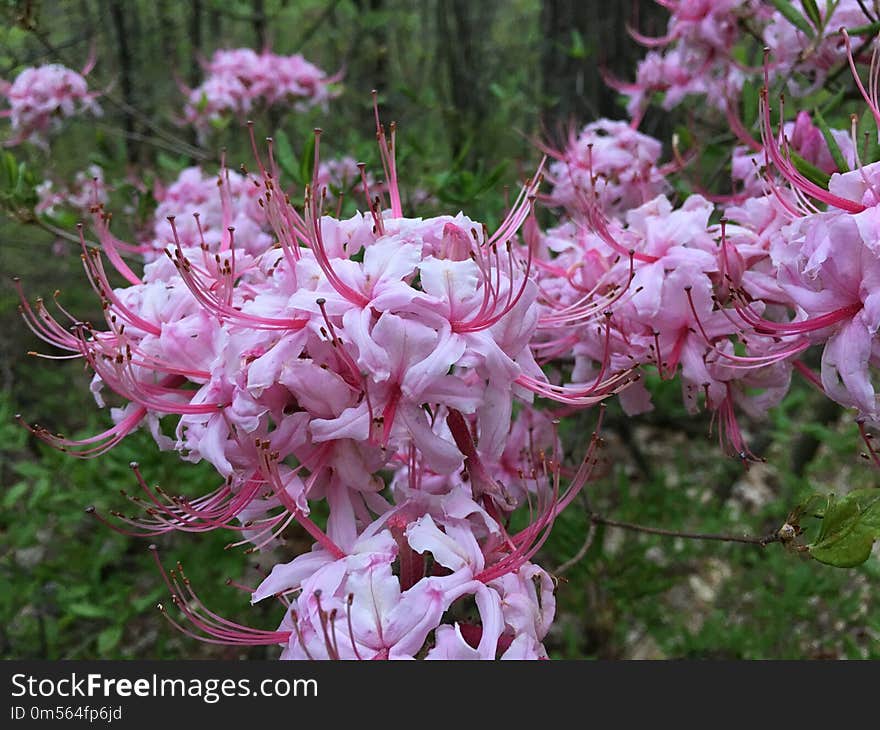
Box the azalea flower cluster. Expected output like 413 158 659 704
1 61 101 148
612 0 874 124
533 3 880 463
137 157 381 262
315 155 385 205
183 48 339 137
143 165 271 261
19 120 620 659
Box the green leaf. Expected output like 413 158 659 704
802 0 822 30
156 153 188 175
818 86 847 116
472 161 508 198
489 82 506 99
808 489 880 567
741 80 759 130
2 482 29 509
13 461 46 480
1 152 17 188
858 107 880 165
569 29 587 60
68 602 111 619
769 0 815 38
131 588 164 613
814 108 850 172
300 131 316 187
272 129 298 182
846 20 880 37
97 625 123 654
209 115 230 131
791 151 831 188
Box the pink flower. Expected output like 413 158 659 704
182 48 340 136
1 61 101 148
36 164 109 217
145 166 271 259
545 119 669 219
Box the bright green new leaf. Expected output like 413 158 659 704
300 131 316 187
2 482 29 510
741 80 759 130
814 108 850 172
69 602 112 619
97 625 123 654
769 0 815 38
791 151 831 188
808 489 880 567
569 29 587 60
272 129 298 182
801 0 822 30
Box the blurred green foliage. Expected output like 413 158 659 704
0 386 280 659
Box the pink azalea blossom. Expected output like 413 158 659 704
182 48 340 136
1 61 101 148
545 119 669 219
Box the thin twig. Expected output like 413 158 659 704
555 520 598 575
33 219 112 256
35 219 88 246
295 0 343 51
204 0 279 24
28 29 207 160
857 0 876 24
589 514 782 547
92 121 206 158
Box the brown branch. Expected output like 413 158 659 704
555 520 598 575
108 0 137 163
588 514 782 547
34 219 101 251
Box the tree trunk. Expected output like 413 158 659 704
155 0 178 70
540 0 667 129
108 0 138 163
436 0 497 163
253 0 268 49
189 0 203 89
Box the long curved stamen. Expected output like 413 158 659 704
257 445 346 559
373 91 402 218
151 546 290 646
684 286 811 368
728 286 862 336
759 87 865 213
